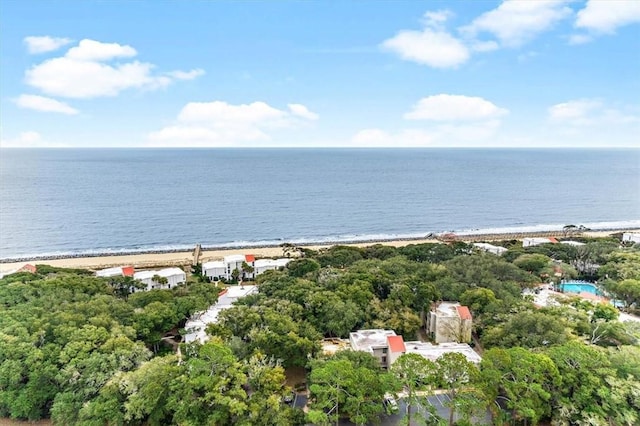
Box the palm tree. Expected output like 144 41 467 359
151 274 169 289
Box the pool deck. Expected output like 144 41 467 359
532 287 640 323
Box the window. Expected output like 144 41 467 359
381 356 387 364
382 348 388 354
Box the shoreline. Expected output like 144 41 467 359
1 228 636 273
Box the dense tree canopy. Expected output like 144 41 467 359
2 237 639 425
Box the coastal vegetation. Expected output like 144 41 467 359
1 238 639 425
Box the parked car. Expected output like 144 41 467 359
383 393 398 414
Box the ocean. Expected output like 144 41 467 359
0 148 638 261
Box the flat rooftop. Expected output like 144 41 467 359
404 341 482 364
350 329 396 352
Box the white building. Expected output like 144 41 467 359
349 329 482 368
184 285 258 343
96 265 135 278
426 302 473 344
622 233 640 244
523 237 558 247
349 329 406 369
473 243 508 255
201 260 226 281
560 241 585 246
254 258 291 275
404 341 482 364
133 267 186 291
202 255 291 281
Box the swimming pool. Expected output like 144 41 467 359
560 282 601 296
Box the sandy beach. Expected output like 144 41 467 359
1 229 636 274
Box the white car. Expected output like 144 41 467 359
383 393 399 414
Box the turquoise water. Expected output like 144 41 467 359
560 282 601 295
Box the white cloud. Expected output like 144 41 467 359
0 131 68 148
549 99 601 122
24 39 203 99
351 120 502 148
461 0 573 47
177 101 288 124
288 103 319 120
381 29 469 68
568 34 593 45
548 99 640 126
404 94 508 121
422 10 454 29
470 40 499 52
381 10 469 68
65 39 137 61
14 94 79 115
352 129 434 147
23 36 72 54
166 69 206 80
575 0 640 33
149 100 318 147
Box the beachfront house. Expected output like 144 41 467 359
95 265 135 278
473 242 508 255
560 241 586 246
622 232 640 244
133 267 186 291
202 260 226 281
202 255 291 281
225 254 256 280
254 258 291 275
523 237 558 247
426 302 473 344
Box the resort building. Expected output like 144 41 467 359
349 329 406 369
133 267 186 291
473 243 508 255
202 255 291 281
622 232 640 244
404 341 482 364
349 329 482 368
184 285 258 343
95 265 135 278
523 237 558 247
426 302 473 344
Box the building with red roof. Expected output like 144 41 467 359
17 264 37 274
427 302 473 344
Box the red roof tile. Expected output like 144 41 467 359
548 237 558 243
456 306 472 320
18 264 37 273
387 335 406 353
122 266 135 277
245 255 256 262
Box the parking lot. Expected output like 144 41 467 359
337 393 492 425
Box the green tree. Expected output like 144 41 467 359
169 340 248 425
309 354 392 426
151 274 169 289
392 353 438 425
480 347 560 425
436 353 480 426
286 258 321 278
481 310 571 349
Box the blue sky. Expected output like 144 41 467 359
1 0 639 148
